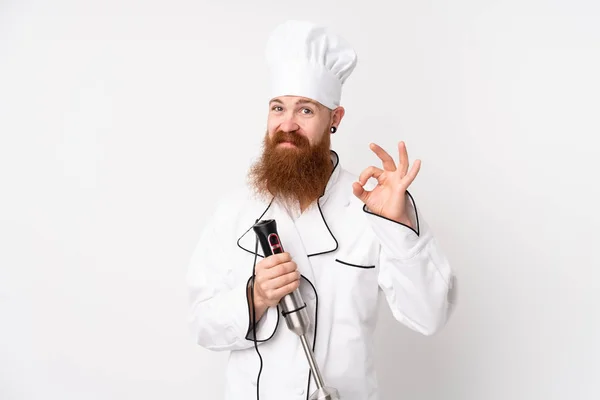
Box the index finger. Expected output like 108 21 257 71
370 143 396 171
261 252 292 268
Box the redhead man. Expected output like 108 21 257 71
186 19 456 400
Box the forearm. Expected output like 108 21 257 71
365 196 455 335
378 242 454 335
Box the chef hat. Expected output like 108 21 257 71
265 20 358 110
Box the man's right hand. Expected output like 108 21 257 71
247 252 300 324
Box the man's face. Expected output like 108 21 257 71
266 96 333 147
247 96 344 208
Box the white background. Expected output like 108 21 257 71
1 1 599 399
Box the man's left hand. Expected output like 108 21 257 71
352 141 421 228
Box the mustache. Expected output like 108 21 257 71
270 131 310 148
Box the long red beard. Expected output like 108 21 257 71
247 129 333 208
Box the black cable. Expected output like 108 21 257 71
250 225 262 400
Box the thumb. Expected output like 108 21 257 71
352 181 369 203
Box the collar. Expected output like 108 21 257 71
320 150 341 206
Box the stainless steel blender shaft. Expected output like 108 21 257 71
300 334 325 389
278 285 326 388
283 296 340 400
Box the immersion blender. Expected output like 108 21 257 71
252 219 340 400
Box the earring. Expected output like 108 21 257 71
330 126 337 133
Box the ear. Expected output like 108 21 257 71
331 106 345 128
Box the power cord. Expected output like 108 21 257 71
250 226 263 400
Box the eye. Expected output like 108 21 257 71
271 105 283 112
301 108 313 115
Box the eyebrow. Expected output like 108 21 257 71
270 98 320 108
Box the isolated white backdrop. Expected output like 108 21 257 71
1 1 599 399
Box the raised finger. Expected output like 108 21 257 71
370 143 396 171
398 141 409 176
402 159 421 187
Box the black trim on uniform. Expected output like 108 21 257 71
361 190 420 236
306 199 339 257
334 258 375 269
329 149 340 174
306 150 340 257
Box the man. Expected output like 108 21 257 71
186 20 456 400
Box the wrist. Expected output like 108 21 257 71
386 209 412 227
397 217 413 228
383 212 412 228
247 280 266 309
253 294 267 310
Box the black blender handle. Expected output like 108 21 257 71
252 219 284 256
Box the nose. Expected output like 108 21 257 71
279 115 300 133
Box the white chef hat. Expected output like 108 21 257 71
265 20 358 110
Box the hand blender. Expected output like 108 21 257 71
253 219 340 400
